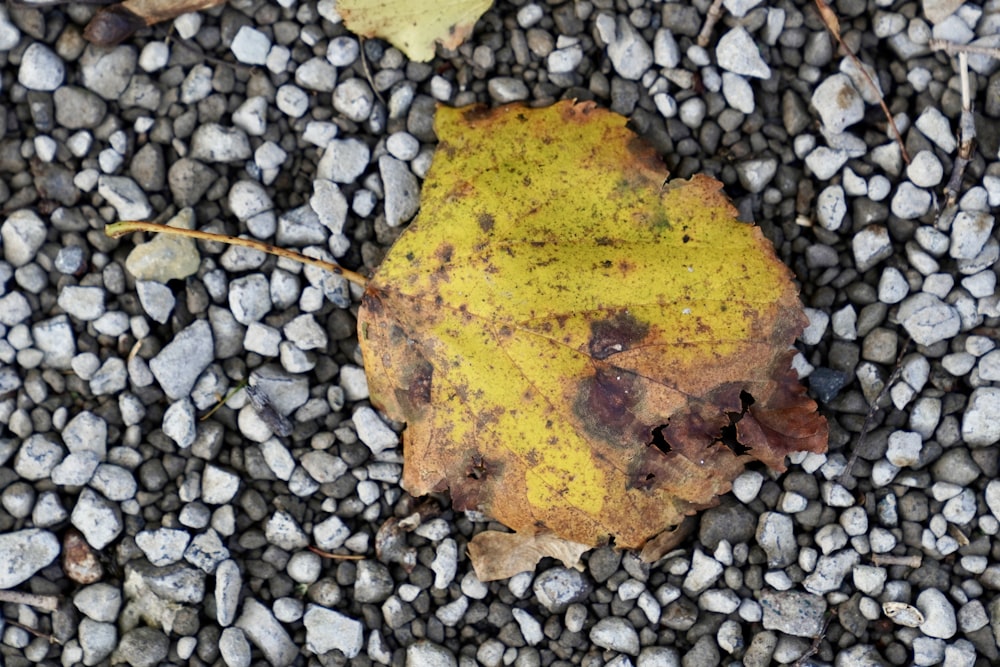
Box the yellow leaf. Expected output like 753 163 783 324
357 101 827 563
339 0 492 62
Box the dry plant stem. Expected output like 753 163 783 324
307 545 365 560
105 221 369 288
929 38 1000 59
359 37 387 107
944 52 977 206
792 609 836 667
0 589 61 612
696 0 725 48
6 619 60 644
813 0 910 164
838 335 911 484
871 553 922 568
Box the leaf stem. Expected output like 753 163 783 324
105 220 369 288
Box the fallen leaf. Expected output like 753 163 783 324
338 0 492 62
84 0 227 46
357 101 827 575
467 531 591 582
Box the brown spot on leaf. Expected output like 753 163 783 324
588 311 649 360
478 212 495 232
573 366 646 447
436 243 454 264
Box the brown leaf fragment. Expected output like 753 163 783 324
468 530 591 582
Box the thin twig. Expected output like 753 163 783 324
838 335 911 483
696 0 725 48
929 38 1000 59
871 553 922 568
943 52 977 206
358 37 387 107
105 221 369 288
5 619 61 644
814 0 910 164
307 545 365 560
0 589 61 612
792 608 836 667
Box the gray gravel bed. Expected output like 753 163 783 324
1 1 1000 666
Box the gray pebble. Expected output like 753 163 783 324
80 45 136 99
73 582 123 622
113 627 169 667
98 175 154 220
163 398 197 448
334 78 374 122
406 641 457 667
805 146 849 180
18 42 64 91
812 74 864 133
721 72 755 113
54 86 107 129
276 84 310 118
804 549 859 594
914 107 957 153
304 605 364 657
950 210 994 259
136 527 191 567
180 64 212 104
149 319 215 400
716 26 772 78
683 548 723 594
327 35 359 65
816 185 846 231
889 181 932 219
590 616 640 655
431 538 459 589
231 26 271 65
379 155 420 227
735 157 777 193
3 210 47 266
653 28 681 67
897 292 961 346
189 124 252 162
486 76 529 104
232 96 268 136
50 451 100 486
317 138 370 183
296 57 338 92
352 406 398 454
756 512 796 567
0 528 59 587
852 224 892 272
596 14 653 80
202 464 241 504
134 280 174 323
533 567 592 612
877 267 909 304
91 463 137 501
962 387 1000 447
79 618 117 666
235 599 298 666
759 589 827 637
917 588 957 639
906 150 943 187
219 627 252 667
71 488 123 550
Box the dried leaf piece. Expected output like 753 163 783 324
468 530 591 582
357 101 828 568
84 0 226 46
338 0 492 62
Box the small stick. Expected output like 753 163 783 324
814 0 910 164
696 0 726 48
792 609 836 667
929 38 1000 59
943 52 977 206
358 37 387 108
871 553 922 568
307 545 365 560
105 220 369 288
0 589 61 612
838 335 910 483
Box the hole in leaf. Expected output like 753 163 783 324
716 390 755 456
649 424 672 454
644 473 655 482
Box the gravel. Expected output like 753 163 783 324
4 2 1000 666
